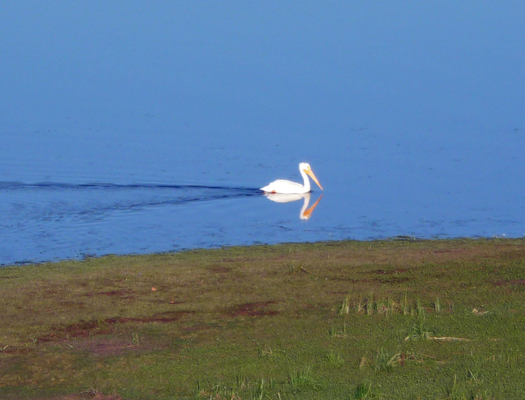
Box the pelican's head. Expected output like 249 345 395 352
300 162 323 190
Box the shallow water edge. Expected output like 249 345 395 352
3 236 523 269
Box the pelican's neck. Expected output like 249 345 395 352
300 167 311 192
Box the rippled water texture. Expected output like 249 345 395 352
1 2 524 265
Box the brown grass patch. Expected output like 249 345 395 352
97 290 134 299
371 268 410 275
38 311 192 342
378 276 412 284
494 279 525 286
67 336 165 357
70 337 133 357
210 265 232 273
42 392 123 400
227 301 279 317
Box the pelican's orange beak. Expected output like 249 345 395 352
304 167 323 190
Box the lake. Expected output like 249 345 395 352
1 2 524 266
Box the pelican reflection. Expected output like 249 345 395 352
264 193 323 220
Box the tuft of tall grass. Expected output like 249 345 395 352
235 373 246 389
362 348 431 373
366 295 375 316
325 349 345 367
328 321 348 338
289 365 316 388
491 349 522 367
256 343 273 357
339 296 351 315
251 377 266 400
384 301 394 315
131 331 140 347
402 292 409 316
194 376 275 400
353 382 373 399
405 315 433 341
434 297 441 313
373 348 401 372
445 374 495 400
341 294 450 317
415 298 425 315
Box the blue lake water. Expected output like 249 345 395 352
1 2 524 266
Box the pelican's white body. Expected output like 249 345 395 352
260 162 323 194
261 179 310 194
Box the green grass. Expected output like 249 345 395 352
1 238 525 399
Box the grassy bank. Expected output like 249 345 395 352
1 239 524 399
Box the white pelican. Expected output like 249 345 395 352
265 193 323 220
260 163 323 194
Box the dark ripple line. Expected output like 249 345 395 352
1 181 263 218
74 191 262 216
0 181 261 193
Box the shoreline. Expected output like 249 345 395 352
2 236 522 269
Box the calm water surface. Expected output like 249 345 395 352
1 2 524 265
